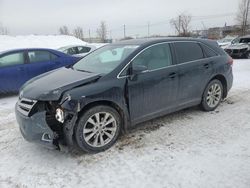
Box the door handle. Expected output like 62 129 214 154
168 72 177 79
204 63 209 69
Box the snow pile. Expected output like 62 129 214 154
0 35 88 52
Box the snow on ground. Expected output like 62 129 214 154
0 35 88 52
0 59 250 188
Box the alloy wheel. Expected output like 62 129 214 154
83 112 117 147
206 83 222 108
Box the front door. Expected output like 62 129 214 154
127 43 179 124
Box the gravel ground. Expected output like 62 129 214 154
0 59 250 188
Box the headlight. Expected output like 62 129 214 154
55 108 64 123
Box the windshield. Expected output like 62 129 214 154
218 38 233 43
73 44 139 74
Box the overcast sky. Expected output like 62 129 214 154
0 0 239 38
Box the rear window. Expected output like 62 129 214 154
174 42 204 64
0 52 25 67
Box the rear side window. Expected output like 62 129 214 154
28 51 54 63
201 44 218 57
0 52 25 67
132 43 172 71
78 46 91 53
174 42 204 64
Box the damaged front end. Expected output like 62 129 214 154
15 97 79 150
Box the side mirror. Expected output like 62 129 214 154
129 65 148 81
132 65 148 75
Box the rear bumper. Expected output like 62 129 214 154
226 66 233 94
15 103 58 149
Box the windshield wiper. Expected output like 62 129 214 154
75 69 93 73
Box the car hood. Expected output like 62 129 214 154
20 67 101 101
218 42 231 46
226 43 249 50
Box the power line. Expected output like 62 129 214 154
80 12 237 39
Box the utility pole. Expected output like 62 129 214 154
88 29 91 43
147 22 150 38
244 0 250 35
123 24 126 39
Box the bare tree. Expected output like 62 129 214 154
59 25 70 35
73 26 84 40
0 23 9 35
170 13 192 36
236 0 250 36
96 21 108 42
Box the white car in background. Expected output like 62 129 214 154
58 44 97 57
217 36 238 49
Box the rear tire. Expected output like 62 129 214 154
75 105 121 153
201 79 223 111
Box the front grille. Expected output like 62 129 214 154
233 49 239 54
17 98 37 116
240 48 248 52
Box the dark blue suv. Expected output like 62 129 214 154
0 48 80 93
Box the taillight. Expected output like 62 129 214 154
228 56 233 66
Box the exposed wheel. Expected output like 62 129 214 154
75 105 121 153
201 79 223 111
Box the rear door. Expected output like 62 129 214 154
173 41 215 104
0 51 27 92
127 43 179 124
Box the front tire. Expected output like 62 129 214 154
201 79 223 111
75 105 121 153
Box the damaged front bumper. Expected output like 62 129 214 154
15 103 59 149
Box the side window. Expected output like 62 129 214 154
132 43 172 71
201 44 218 57
174 42 204 64
67 48 77 55
28 51 51 63
78 46 91 53
0 52 25 68
50 53 59 60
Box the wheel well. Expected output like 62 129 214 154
78 100 126 131
210 75 227 98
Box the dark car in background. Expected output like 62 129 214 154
15 38 233 153
224 35 250 58
0 48 80 93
